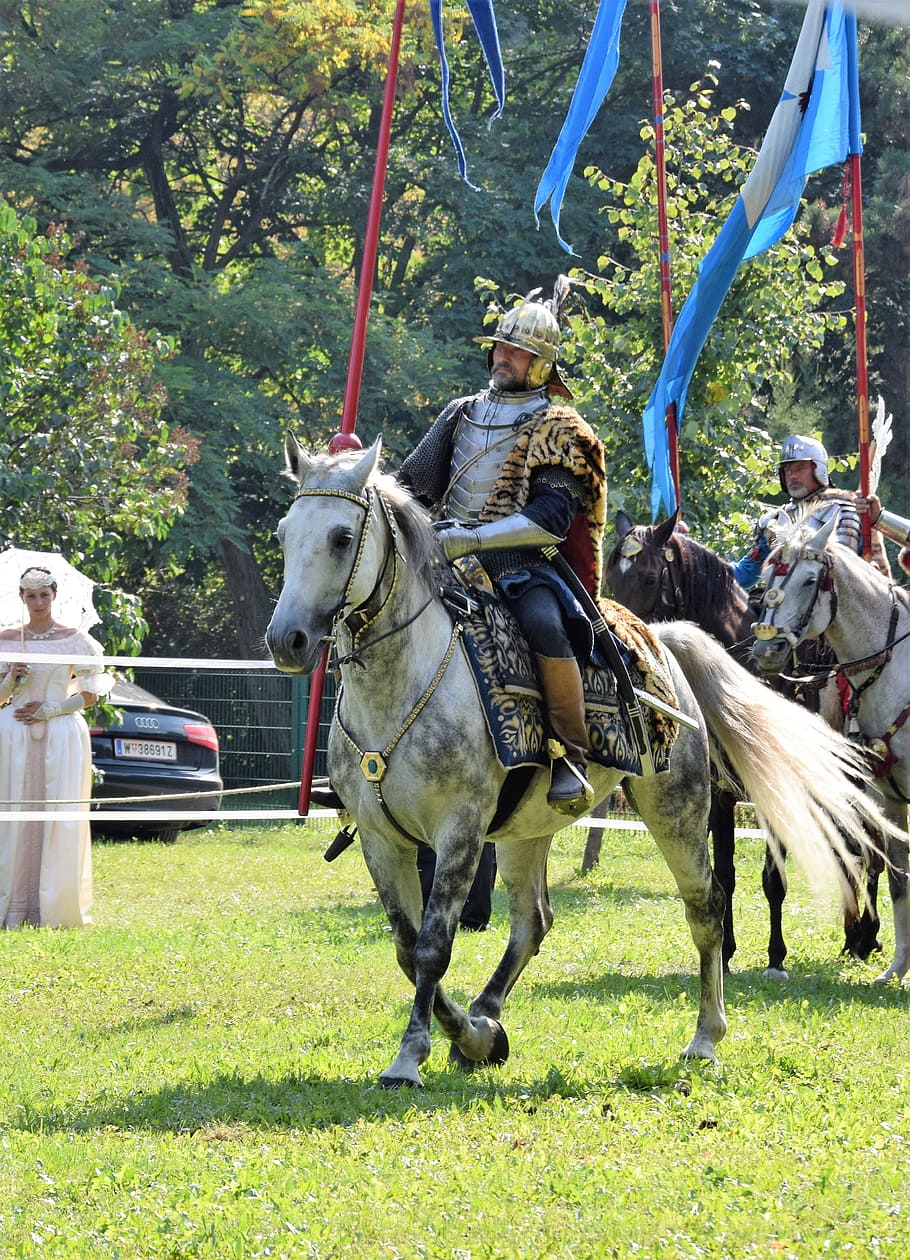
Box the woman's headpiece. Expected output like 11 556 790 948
20 566 57 591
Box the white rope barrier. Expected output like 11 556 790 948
0 652 278 669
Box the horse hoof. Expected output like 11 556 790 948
379 1072 423 1090
448 1019 510 1071
762 966 789 981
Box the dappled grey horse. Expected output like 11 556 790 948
753 513 910 984
267 437 889 1087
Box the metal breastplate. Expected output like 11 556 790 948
445 388 549 522
787 495 861 552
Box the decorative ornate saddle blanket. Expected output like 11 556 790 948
450 583 679 778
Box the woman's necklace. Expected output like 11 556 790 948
26 623 57 640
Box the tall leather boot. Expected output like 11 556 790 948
534 654 595 817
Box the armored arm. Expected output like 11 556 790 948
433 514 563 563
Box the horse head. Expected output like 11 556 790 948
604 509 680 620
266 434 387 674
751 513 839 674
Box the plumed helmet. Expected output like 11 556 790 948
778 434 830 493
478 276 574 399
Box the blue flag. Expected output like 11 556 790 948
534 0 628 254
642 0 862 517
430 0 505 189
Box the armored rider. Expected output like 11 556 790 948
398 279 607 816
731 434 889 589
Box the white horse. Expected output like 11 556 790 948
752 513 910 983
266 437 892 1086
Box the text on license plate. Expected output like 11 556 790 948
114 738 178 762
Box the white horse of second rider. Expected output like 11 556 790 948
752 512 910 983
267 437 897 1086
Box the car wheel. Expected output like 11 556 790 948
155 827 182 845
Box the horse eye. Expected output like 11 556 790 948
330 526 355 551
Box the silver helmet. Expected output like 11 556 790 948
778 434 829 493
478 277 574 399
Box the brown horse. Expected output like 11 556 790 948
604 509 882 975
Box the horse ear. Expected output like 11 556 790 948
348 436 383 494
808 510 839 553
284 431 312 484
615 509 634 538
652 511 678 548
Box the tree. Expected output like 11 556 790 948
0 203 196 651
563 79 847 553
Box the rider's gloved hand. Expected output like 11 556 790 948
432 520 481 562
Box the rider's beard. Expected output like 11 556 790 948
490 363 526 392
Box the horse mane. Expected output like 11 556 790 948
368 469 437 588
670 532 750 614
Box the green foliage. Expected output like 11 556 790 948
0 1 906 650
570 80 847 552
0 204 196 652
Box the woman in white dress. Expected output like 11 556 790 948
0 566 112 927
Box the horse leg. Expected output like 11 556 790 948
875 814 910 984
362 820 506 1087
842 829 883 960
762 843 789 979
708 786 737 971
627 770 727 1062
448 834 554 1071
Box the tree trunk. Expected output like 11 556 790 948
218 537 273 660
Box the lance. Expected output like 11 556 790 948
297 0 407 815
649 0 682 515
845 14 872 560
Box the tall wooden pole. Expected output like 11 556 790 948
649 0 681 514
297 0 407 814
850 150 872 559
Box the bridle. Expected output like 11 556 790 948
618 530 685 620
753 539 837 652
293 484 432 668
291 482 460 843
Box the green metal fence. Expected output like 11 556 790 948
140 667 336 811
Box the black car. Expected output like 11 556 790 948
89 679 223 843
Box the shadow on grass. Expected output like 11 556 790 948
13 963 908 1138
524 961 910 1015
12 1055 703 1137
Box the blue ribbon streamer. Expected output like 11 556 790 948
430 0 505 188
534 0 628 254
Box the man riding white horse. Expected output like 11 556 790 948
399 278 606 815
731 434 888 590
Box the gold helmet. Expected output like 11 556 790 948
479 277 574 399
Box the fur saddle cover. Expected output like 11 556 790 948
448 579 679 778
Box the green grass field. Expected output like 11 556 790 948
0 820 907 1258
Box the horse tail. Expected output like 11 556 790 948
656 620 889 908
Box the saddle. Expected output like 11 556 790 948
446 575 679 778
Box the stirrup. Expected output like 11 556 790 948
546 748 595 818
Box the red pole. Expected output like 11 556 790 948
298 0 407 814
850 152 872 560
649 0 681 514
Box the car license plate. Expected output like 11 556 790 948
114 738 178 762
